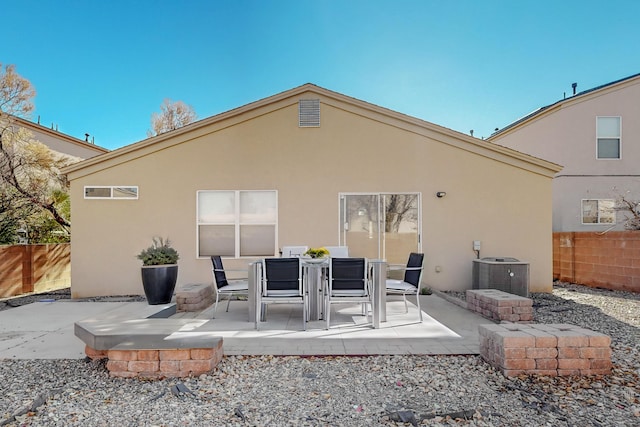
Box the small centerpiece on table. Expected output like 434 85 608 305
303 247 330 263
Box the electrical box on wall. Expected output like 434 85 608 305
473 241 481 251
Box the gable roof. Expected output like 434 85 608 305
489 72 640 139
63 83 561 179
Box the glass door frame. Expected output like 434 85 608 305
338 192 422 260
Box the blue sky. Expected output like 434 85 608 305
4 0 640 150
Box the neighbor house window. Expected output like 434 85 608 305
197 190 277 258
84 186 138 199
596 116 621 159
582 199 615 224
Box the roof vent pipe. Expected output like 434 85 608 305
572 82 577 95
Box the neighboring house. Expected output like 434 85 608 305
63 84 560 298
489 73 640 232
9 115 109 160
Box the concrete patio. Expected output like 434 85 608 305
172 293 488 355
0 293 491 360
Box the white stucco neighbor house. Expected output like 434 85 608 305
63 83 561 298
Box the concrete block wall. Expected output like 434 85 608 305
479 323 612 377
554 231 640 292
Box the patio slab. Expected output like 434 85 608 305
0 293 491 359
171 293 489 356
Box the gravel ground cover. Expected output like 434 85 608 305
1 283 638 426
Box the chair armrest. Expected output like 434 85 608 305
213 268 249 280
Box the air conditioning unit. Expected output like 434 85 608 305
472 257 530 297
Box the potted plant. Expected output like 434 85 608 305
137 237 179 305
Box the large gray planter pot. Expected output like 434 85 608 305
141 264 178 305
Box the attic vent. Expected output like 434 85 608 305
299 99 320 127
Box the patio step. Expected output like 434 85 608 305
74 303 223 379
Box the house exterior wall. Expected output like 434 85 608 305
491 76 640 232
67 88 558 297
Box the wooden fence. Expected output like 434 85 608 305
0 244 70 298
553 232 640 293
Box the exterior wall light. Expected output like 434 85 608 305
436 192 447 198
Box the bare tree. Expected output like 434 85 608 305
147 99 197 137
0 64 72 241
615 194 640 230
0 64 35 118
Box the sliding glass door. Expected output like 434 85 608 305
339 193 421 264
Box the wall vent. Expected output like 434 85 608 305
298 99 320 127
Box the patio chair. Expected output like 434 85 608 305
211 256 249 312
281 246 308 257
259 257 307 330
324 257 370 329
386 252 425 321
324 246 349 257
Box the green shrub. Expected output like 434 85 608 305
137 237 179 266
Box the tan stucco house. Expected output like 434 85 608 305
64 84 561 298
489 73 640 232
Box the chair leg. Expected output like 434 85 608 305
303 296 307 331
214 293 219 312
416 291 423 322
226 296 232 312
325 297 330 330
403 294 409 313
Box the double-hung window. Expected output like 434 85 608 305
596 116 621 159
197 190 277 258
581 199 615 224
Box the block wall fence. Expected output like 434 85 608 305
0 244 70 298
553 232 640 293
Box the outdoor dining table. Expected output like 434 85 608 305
301 257 329 321
248 258 388 328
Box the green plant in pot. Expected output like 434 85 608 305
304 247 330 259
137 237 179 305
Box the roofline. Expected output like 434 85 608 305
489 72 640 139
63 83 561 178
8 115 109 154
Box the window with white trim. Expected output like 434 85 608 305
596 116 621 159
197 190 277 258
582 199 615 224
84 186 138 199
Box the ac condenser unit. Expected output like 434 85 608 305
472 257 530 297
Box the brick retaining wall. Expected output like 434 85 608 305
466 289 533 323
479 323 612 377
86 342 224 379
176 283 215 312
